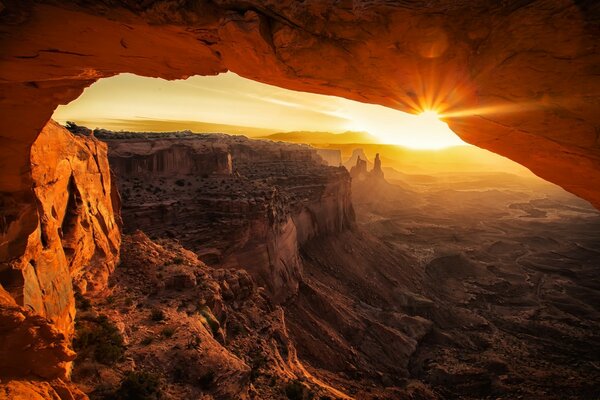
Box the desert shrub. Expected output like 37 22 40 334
75 291 92 311
186 334 201 350
198 305 220 336
150 308 165 322
141 336 154 346
160 327 176 338
197 371 215 390
172 257 184 265
74 315 124 365
285 380 305 400
114 371 162 400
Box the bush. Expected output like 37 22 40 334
160 327 176 338
197 371 215 390
150 308 165 322
285 380 305 400
75 291 92 311
74 315 124 365
115 371 162 400
172 257 184 265
186 334 201 350
141 336 154 346
198 305 220 336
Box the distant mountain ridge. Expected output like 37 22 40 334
262 130 379 144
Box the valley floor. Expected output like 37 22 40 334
335 171 600 399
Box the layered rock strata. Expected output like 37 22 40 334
97 130 354 303
0 2 599 265
69 231 347 400
0 121 121 399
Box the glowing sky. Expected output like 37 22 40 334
53 72 468 150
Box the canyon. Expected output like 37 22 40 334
1 1 599 283
3 121 597 399
1 1 599 399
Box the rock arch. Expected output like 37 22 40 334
1 0 599 259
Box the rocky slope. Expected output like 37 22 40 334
73 128 442 399
97 129 354 303
0 121 120 399
70 231 348 400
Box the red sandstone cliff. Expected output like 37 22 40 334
0 121 120 399
99 130 354 303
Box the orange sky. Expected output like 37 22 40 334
53 72 468 150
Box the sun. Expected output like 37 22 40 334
345 106 467 150
419 110 441 121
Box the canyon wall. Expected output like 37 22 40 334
0 121 120 399
0 1 598 254
104 133 233 178
99 131 353 303
0 2 598 315
316 149 343 167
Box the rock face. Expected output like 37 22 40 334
98 129 354 303
69 231 348 400
350 152 385 184
349 156 368 180
371 153 384 179
315 148 342 167
343 149 371 171
0 121 120 399
0 1 599 258
100 130 233 178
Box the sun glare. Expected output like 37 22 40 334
419 110 441 121
344 106 467 150
53 72 469 150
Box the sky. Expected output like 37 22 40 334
53 72 468 150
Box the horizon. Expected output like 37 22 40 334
52 72 469 150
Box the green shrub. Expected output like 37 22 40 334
115 371 162 400
160 327 176 338
75 291 92 311
150 308 165 322
198 305 220 336
172 257 184 265
74 315 124 365
141 336 154 346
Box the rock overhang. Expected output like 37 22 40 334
0 0 599 211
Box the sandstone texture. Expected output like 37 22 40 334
0 1 599 273
94 129 354 303
70 231 348 400
0 121 120 399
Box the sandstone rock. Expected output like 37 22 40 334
0 379 87 400
69 232 345 399
0 288 75 382
344 149 371 171
164 266 197 290
1 121 120 333
316 148 342 167
371 153 384 180
0 2 598 246
0 121 119 399
350 156 368 180
102 130 354 302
